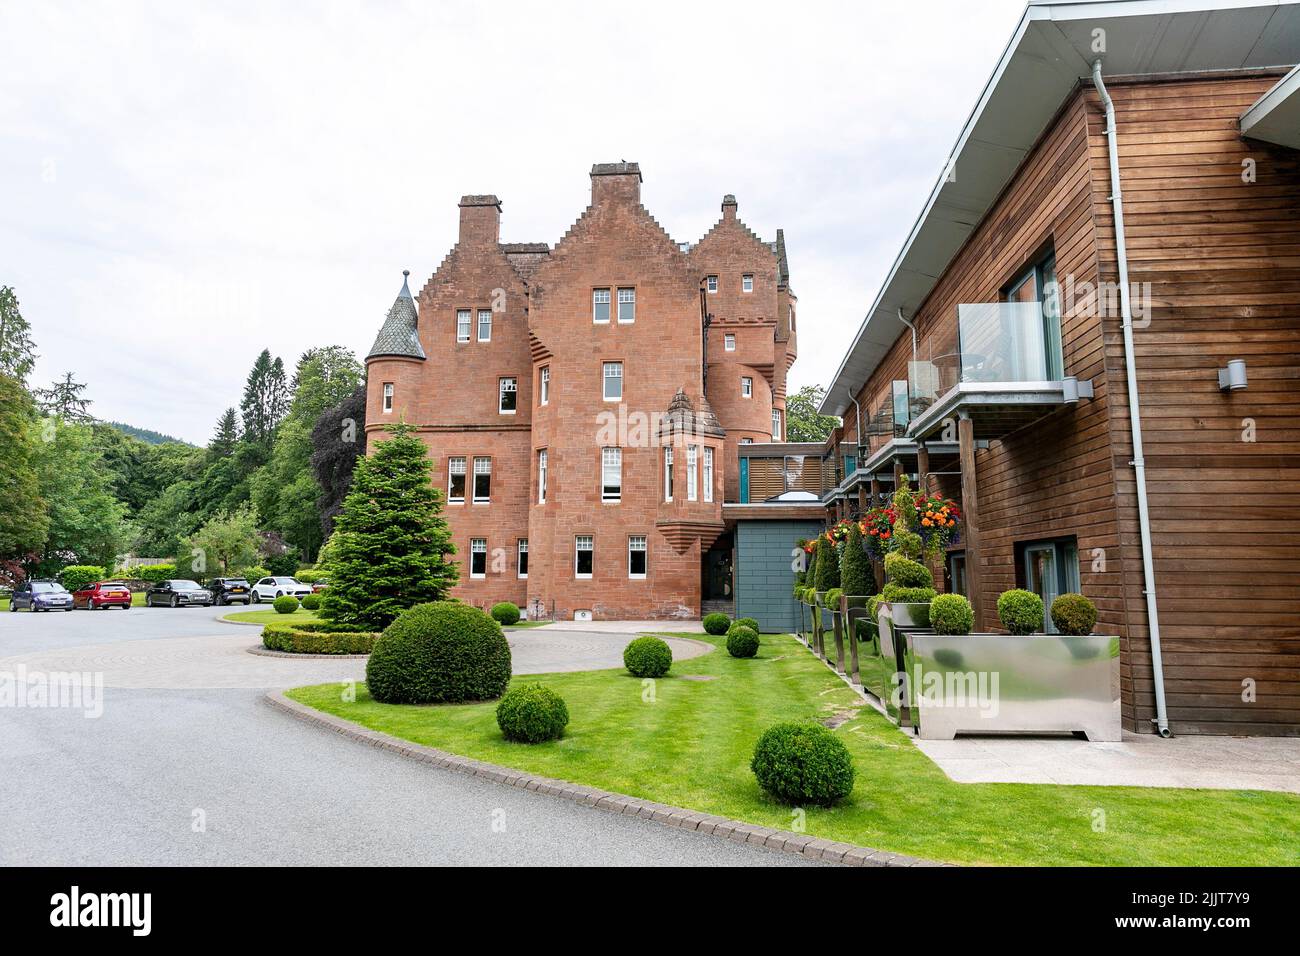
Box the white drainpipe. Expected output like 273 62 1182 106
1093 59 1171 738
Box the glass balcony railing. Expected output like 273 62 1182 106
907 301 1062 421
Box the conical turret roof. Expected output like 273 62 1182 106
366 271 425 360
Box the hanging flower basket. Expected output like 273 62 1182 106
914 491 961 555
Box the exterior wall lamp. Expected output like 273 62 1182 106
1218 359 1248 391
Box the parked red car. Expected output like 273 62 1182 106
72 581 133 610
311 579 329 594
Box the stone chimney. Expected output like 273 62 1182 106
590 161 642 205
721 194 738 221
458 194 501 246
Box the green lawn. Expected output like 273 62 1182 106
222 607 320 626
504 620 552 629
287 631 1298 867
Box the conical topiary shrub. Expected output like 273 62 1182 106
813 536 840 592
841 523 874 596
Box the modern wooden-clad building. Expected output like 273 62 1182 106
802 0 1300 736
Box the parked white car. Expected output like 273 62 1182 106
249 576 313 603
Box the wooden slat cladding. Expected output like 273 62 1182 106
1088 75 1300 737
846 75 1300 736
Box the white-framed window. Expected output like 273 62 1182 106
724 333 735 352
593 288 611 324
617 287 635 323
538 449 548 503
575 535 594 579
664 447 674 502
457 309 471 343
470 538 487 578
703 447 714 502
499 377 517 414
742 274 753 293
706 275 718 294
741 437 753 444
789 305 795 331
448 456 466 504
742 376 753 398
603 361 623 401
517 539 528 579
602 447 622 502
628 535 647 579
687 445 698 501
539 365 549 406
382 382 394 413
772 408 782 440
473 456 491 503
477 308 492 342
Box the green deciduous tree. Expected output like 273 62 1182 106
0 286 37 384
320 423 457 631
785 384 841 444
184 504 260 577
288 346 363 424
0 375 49 575
28 417 130 574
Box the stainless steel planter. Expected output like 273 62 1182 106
860 602 934 725
904 633 1121 741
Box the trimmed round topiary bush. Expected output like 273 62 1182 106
930 593 975 635
300 594 322 611
997 589 1045 635
495 683 569 743
490 602 521 626
883 552 934 588
726 625 759 658
623 636 672 678
1051 593 1097 636
702 612 731 635
750 722 856 807
734 617 759 632
366 601 512 704
273 595 300 614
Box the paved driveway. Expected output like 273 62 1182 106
0 608 805 866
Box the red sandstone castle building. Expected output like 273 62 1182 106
365 162 798 620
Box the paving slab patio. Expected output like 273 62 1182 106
912 731 1300 793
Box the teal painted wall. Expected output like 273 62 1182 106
735 519 824 633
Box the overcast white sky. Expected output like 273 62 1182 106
1 0 1027 445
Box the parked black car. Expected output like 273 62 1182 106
8 580 74 612
144 580 213 608
207 578 252 606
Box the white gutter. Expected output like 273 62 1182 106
1092 59 1171 739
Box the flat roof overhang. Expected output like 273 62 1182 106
1240 62 1300 147
856 437 961 477
723 502 829 522
820 0 1300 417
907 381 1074 441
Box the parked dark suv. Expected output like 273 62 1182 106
144 580 213 608
9 580 74 612
207 578 252 606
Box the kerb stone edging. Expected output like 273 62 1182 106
263 690 945 867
